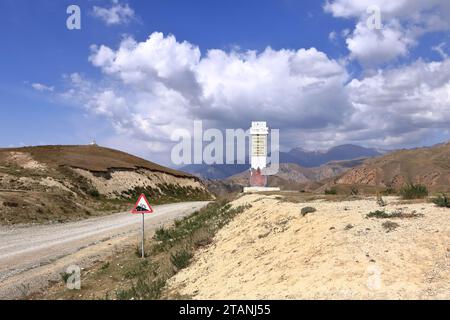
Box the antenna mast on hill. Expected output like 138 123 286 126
90 139 97 146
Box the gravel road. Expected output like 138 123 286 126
0 201 209 299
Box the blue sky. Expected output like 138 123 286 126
1 0 450 165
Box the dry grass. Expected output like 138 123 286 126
0 145 193 178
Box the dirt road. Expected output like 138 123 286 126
0 201 209 299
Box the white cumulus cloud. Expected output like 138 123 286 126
324 0 450 67
63 32 450 163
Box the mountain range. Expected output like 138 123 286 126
324 141 450 193
183 144 383 180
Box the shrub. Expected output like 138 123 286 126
366 210 423 219
350 186 359 195
376 193 386 207
60 270 75 284
135 245 149 258
100 262 110 270
154 227 172 242
117 278 166 300
382 187 396 195
432 194 450 208
301 206 316 216
324 188 337 195
382 221 399 232
87 188 100 198
400 184 428 199
170 249 193 270
3 201 19 207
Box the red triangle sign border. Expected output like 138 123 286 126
131 194 154 214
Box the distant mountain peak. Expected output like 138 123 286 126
284 144 382 168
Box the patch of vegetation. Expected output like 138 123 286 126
170 249 193 270
366 210 423 219
135 245 150 258
122 183 211 205
60 270 76 284
376 193 386 207
400 184 428 200
382 221 399 232
87 188 100 198
114 200 251 300
324 188 337 195
301 206 316 216
350 186 359 196
152 201 251 252
100 262 110 271
432 194 450 208
117 277 166 300
381 187 396 195
2 201 19 208
344 224 354 230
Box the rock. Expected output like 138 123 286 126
301 206 316 216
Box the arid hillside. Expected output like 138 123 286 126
0 145 211 224
227 160 365 190
328 142 450 193
167 193 450 299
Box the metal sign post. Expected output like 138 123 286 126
131 194 154 259
141 213 145 258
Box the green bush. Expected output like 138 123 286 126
324 188 337 195
134 245 149 258
116 278 166 300
154 227 172 242
60 270 75 284
87 188 100 198
382 187 396 195
170 250 193 270
432 194 450 208
366 210 423 219
350 186 359 196
400 184 428 199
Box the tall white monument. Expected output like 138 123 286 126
244 121 279 192
250 121 269 170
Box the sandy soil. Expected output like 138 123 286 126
167 194 450 299
0 201 209 299
6 152 47 171
74 168 207 198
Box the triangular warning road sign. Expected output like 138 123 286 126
131 194 154 214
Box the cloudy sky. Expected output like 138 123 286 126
1 0 450 166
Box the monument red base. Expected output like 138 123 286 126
250 168 267 187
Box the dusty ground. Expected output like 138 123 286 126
74 168 206 198
167 194 450 299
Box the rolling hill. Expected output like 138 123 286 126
324 142 450 193
227 159 366 190
284 144 383 167
0 145 211 224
